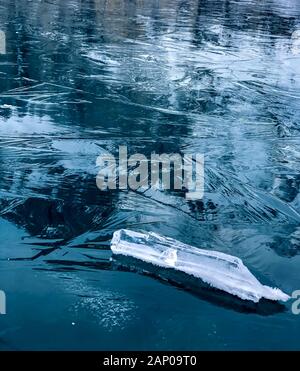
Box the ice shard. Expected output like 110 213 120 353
111 229 290 303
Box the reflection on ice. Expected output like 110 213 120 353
0 0 300 349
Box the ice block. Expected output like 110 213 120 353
111 229 290 303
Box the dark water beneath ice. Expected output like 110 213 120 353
0 0 300 350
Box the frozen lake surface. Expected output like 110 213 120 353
0 0 300 350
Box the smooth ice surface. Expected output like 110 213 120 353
1 0 300 350
111 229 290 303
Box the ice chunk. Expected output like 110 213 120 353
111 229 290 303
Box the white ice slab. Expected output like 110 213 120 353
111 229 290 303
